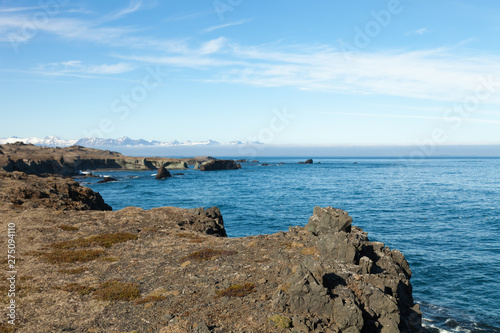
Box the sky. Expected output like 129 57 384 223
1 0 500 147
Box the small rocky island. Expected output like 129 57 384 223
0 144 422 332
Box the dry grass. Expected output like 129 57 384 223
58 267 86 274
215 283 256 298
60 282 95 296
0 323 15 333
100 256 120 262
180 248 237 262
93 280 141 301
177 232 205 243
58 224 79 231
134 295 167 305
40 249 104 264
51 232 138 249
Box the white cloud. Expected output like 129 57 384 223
199 37 227 55
165 9 215 22
37 61 136 75
101 0 143 22
201 19 252 33
0 6 40 13
406 27 430 36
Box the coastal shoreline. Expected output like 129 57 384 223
0 144 423 332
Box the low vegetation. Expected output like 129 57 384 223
60 283 95 296
58 224 79 231
93 280 141 301
40 249 104 264
58 267 86 274
215 283 256 298
51 232 138 249
134 295 168 305
269 314 292 328
180 248 237 262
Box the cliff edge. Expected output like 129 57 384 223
0 142 202 175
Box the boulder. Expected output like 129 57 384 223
155 165 172 179
97 176 118 184
184 207 227 237
199 159 241 171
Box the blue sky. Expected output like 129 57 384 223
1 0 500 146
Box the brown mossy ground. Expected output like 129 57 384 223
215 283 256 298
0 200 311 332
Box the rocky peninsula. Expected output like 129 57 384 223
0 145 423 332
0 142 214 175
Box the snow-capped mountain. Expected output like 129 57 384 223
0 136 78 147
0 136 262 148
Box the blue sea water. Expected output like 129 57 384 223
81 157 500 333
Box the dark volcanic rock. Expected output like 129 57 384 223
155 165 172 179
272 206 422 332
97 176 119 184
199 159 241 171
185 206 227 237
0 170 111 211
299 159 313 164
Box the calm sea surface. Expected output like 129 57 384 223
82 157 500 333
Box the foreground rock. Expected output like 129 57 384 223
199 159 242 171
0 174 421 332
0 170 111 211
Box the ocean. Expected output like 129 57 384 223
81 157 500 333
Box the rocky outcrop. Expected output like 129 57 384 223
185 207 227 237
199 159 241 171
299 159 313 164
97 176 118 184
272 207 421 332
0 170 111 211
155 165 172 179
0 143 190 175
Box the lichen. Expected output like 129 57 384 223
269 314 292 328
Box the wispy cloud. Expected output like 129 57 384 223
165 9 215 22
199 37 227 54
0 6 40 13
406 27 430 36
201 19 252 33
101 0 143 22
37 61 136 75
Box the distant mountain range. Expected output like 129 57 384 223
0 136 262 148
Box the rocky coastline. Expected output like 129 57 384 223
0 145 423 332
0 143 244 175
0 142 197 175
